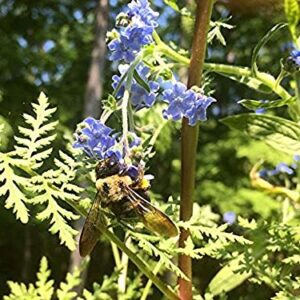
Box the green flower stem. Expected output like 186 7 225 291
204 63 291 100
110 239 121 269
118 235 131 293
15 159 179 300
154 33 291 101
179 1 214 299
122 56 141 157
122 71 134 156
140 259 164 300
293 72 300 118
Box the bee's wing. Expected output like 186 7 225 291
125 186 178 238
79 192 104 257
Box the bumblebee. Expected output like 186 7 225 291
79 156 178 257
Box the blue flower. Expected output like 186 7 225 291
128 132 141 148
284 49 300 73
291 50 300 66
255 108 266 114
108 0 158 63
112 63 159 109
73 117 121 160
275 162 294 175
183 91 217 126
294 154 300 162
162 81 216 126
259 169 268 178
223 211 236 225
127 0 159 28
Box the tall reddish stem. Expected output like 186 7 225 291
178 1 214 299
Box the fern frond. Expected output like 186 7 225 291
0 153 30 223
56 268 81 300
130 232 188 280
82 272 119 300
3 257 54 300
14 92 57 167
283 255 300 265
3 282 38 300
29 175 79 250
35 257 54 300
178 221 251 245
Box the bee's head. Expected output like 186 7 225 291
95 155 121 179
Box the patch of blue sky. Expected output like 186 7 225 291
43 40 55 52
41 72 50 83
73 10 84 23
17 37 28 48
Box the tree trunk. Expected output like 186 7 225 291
68 0 109 293
83 0 109 118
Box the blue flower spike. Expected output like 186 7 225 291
107 0 158 63
112 63 159 109
162 81 216 126
73 117 121 160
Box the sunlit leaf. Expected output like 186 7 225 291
239 97 296 110
207 256 251 296
222 114 300 155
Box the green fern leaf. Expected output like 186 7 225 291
14 92 57 167
36 257 54 300
29 176 79 250
284 0 299 40
3 257 54 300
3 282 38 299
56 268 81 300
0 153 30 223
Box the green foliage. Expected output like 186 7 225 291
251 24 287 75
4 257 126 300
215 68 273 94
0 93 80 250
4 257 54 300
284 0 300 45
239 97 296 110
207 255 251 296
222 114 300 155
207 19 234 46
0 116 13 151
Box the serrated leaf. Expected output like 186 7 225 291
14 92 56 165
30 174 79 250
36 257 54 300
251 24 286 75
239 97 296 110
0 154 29 223
56 268 81 300
222 114 300 155
220 73 272 93
285 0 299 39
207 256 251 296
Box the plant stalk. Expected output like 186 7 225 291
178 1 214 299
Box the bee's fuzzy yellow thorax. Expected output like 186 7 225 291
139 177 150 190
